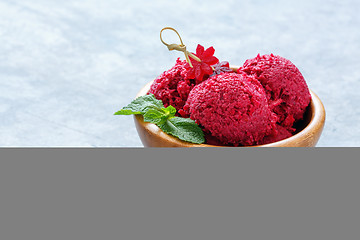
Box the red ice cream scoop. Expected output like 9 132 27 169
184 72 277 146
149 58 195 117
239 54 311 132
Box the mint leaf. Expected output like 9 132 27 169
159 117 205 144
115 94 205 144
162 105 176 118
143 108 168 124
114 94 164 115
144 105 177 124
114 109 141 115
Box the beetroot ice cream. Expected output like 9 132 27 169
183 72 277 146
149 58 195 116
119 28 317 146
239 54 311 132
259 124 293 145
148 47 311 146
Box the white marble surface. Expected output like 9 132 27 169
0 0 359 146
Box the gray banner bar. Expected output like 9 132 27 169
0 148 359 240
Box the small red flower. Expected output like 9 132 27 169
185 44 219 83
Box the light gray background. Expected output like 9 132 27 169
0 0 359 146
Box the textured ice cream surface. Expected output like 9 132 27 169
184 72 277 146
259 124 293 145
239 54 311 132
149 58 195 117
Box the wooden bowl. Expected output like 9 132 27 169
133 70 326 147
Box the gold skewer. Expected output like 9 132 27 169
160 27 201 68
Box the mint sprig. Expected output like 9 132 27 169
159 117 205 144
114 94 164 115
114 94 205 144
